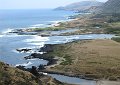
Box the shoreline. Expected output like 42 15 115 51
18 39 120 83
34 39 120 81
1 9 120 85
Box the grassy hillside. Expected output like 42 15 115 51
46 39 120 80
0 62 69 85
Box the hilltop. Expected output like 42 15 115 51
55 1 103 12
55 0 120 14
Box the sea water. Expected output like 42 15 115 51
0 9 115 85
0 9 76 66
0 9 75 32
0 9 114 67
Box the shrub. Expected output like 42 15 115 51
60 55 72 65
105 27 120 34
112 37 120 42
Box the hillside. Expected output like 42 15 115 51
46 39 120 81
0 62 68 85
99 0 120 14
55 1 103 12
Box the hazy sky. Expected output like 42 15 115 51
0 0 108 9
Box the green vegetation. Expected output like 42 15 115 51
0 62 40 85
21 12 120 36
48 45 73 65
107 14 120 23
32 27 66 31
111 22 120 27
105 21 120 34
94 13 120 23
90 23 102 27
105 27 120 34
47 39 120 80
0 62 68 85
60 55 72 65
112 37 120 42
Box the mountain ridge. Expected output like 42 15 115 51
55 1 103 12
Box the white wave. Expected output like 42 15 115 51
43 72 48 75
0 34 19 38
24 35 49 46
27 58 43 61
30 24 44 27
24 35 49 42
15 62 32 67
0 34 31 38
12 50 20 53
28 42 45 47
0 35 4 37
14 50 45 54
0 28 16 38
27 58 38 61
34 52 45 54
2 28 13 34
13 45 46 54
17 46 37 49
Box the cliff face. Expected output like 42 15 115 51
100 0 120 14
55 1 103 12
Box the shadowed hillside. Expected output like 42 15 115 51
99 0 120 14
0 62 70 85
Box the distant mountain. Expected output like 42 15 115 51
100 0 120 14
84 6 101 13
55 1 103 12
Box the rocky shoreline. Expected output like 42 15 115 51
16 43 98 81
33 40 120 81
15 41 120 83
7 10 120 85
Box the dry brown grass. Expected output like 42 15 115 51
0 62 67 85
48 39 120 80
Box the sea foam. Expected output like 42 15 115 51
2 28 13 34
24 35 49 46
15 62 32 67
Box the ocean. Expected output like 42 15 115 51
0 9 114 84
0 9 76 66
0 9 114 68
0 9 75 32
